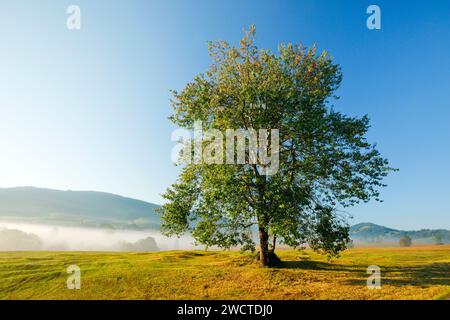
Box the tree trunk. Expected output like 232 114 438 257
271 235 277 252
259 226 270 267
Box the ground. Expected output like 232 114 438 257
0 245 449 300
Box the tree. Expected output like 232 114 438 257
433 233 443 245
399 235 412 247
118 237 159 252
346 239 355 249
158 26 395 267
0 228 43 251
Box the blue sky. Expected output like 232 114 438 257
0 0 449 229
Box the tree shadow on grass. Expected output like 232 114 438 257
344 263 450 287
279 260 360 272
278 260 450 287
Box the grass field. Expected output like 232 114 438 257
0 245 449 300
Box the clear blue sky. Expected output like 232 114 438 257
0 0 449 229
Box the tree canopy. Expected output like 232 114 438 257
159 26 395 266
399 235 412 247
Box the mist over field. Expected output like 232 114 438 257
1 188 447 252
0 187 199 251
0 221 197 251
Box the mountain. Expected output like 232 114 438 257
0 187 160 230
350 222 450 244
1 187 447 242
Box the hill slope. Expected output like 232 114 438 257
0 187 160 229
350 222 450 243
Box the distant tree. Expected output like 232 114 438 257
399 235 412 247
346 239 355 249
159 26 395 267
433 234 444 245
0 228 43 251
118 237 159 252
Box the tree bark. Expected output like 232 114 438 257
259 226 270 267
271 235 277 252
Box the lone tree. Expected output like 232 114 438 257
433 234 444 245
399 235 412 247
159 26 395 267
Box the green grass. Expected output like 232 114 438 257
0 245 449 300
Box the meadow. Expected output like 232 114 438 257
0 245 449 300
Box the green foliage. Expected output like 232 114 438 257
159 26 395 262
399 235 412 247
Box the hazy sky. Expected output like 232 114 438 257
0 0 449 229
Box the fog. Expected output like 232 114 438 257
0 221 198 251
